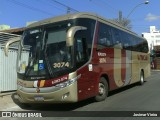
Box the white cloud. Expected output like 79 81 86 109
145 13 160 22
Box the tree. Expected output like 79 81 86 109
112 11 132 30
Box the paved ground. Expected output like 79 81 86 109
0 92 18 111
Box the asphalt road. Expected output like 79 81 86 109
1 71 160 120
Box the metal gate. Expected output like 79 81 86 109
0 32 20 92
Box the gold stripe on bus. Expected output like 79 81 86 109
124 50 132 86
114 49 124 87
40 80 45 87
130 52 140 84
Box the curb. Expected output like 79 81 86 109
151 70 160 72
0 91 16 97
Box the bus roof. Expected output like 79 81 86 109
27 12 145 40
27 12 98 28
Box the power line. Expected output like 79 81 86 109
101 0 119 13
50 0 79 13
38 0 66 13
7 0 54 16
89 0 118 14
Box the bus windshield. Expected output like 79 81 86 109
17 25 72 80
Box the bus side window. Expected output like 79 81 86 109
121 32 131 50
112 28 122 49
131 37 139 52
97 23 113 49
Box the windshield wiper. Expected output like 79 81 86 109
43 31 53 78
43 51 53 78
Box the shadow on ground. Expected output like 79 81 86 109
108 81 147 97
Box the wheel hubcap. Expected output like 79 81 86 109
141 75 144 82
99 83 105 95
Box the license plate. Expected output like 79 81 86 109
34 96 44 101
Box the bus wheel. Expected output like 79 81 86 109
95 77 108 102
139 71 144 85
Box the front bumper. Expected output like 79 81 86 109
16 81 78 103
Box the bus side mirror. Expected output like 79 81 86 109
4 37 21 56
66 26 87 46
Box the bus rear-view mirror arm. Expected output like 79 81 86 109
66 26 87 46
4 37 21 56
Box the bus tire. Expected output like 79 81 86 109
139 71 144 85
94 77 108 102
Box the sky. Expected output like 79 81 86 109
0 0 160 35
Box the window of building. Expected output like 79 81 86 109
156 35 160 38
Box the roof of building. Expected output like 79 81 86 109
0 32 20 47
0 27 25 35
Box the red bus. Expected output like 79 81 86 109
4 12 150 103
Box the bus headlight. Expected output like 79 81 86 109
55 76 78 88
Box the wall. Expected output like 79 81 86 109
0 49 17 92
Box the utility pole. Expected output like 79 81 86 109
118 11 122 23
116 10 132 29
52 0 79 14
67 7 71 14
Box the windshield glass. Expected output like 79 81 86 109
17 23 72 80
17 18 95 80
45 28 72 74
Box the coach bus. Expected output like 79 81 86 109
4 12 150 103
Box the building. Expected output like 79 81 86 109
0 25 10 31
142 26 160 69
0 21 38 35
0 27 25 35
0 21 37 35
0 32 21 92
142 26 160 52
26 21 37 26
